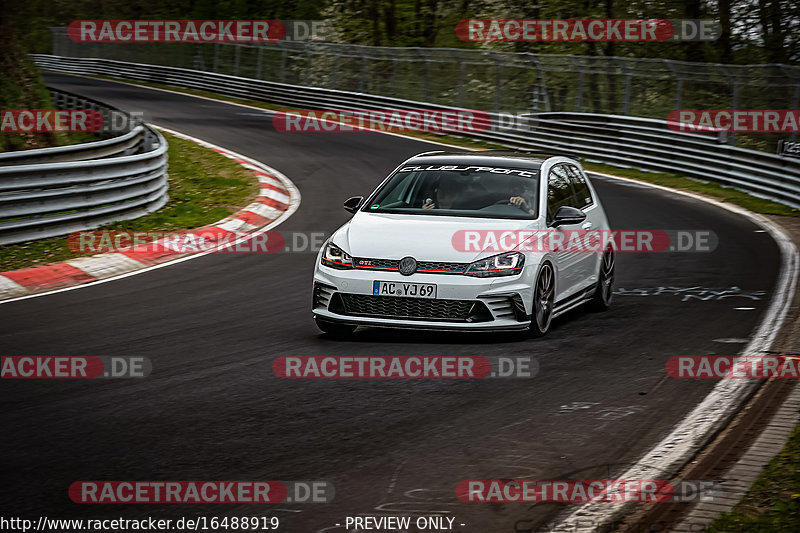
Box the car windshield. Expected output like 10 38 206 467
363 164 539 219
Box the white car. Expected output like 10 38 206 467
312 151 614 337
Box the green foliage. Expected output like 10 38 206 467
709 423 800 532
321 0 799 64
9 0 799 64
0 16 56 151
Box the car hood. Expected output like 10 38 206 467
334 212 538 262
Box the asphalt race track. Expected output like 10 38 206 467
0 72 782 532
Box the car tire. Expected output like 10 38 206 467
529 262 555 337
315 318 356 337
588 247 614 312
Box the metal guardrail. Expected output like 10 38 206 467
0 87 169 245
48 28 800 119
47 27 800 149
32 54 800 211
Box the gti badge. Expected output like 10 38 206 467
398 256 417 276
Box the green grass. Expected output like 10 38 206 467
56 72 800 220
709 422 800 532
0 132 258 272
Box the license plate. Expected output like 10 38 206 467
373 281 437 299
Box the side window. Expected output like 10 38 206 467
566 165 593 208
547 165 576 220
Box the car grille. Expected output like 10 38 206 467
352 258 468 275
335 294 488 322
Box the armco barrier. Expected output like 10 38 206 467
32 54 800 210
0 87 168 245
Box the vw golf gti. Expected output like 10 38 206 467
312 151 615 336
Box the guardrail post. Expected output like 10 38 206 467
729 82 739 146
664 60 684 111
52 29 61 55
305 46 312 86
567 56 586 112
422 49 431 102
492 52 503 113
719 66 738 146
234 44 241 76
458 60 465 108
531 56 551 112
621 61 632 116
793 85 800 142
360 55 367 93
192 46 205 71
780 66 800 143
329 53 338 90
392 58 398 98
280 47 288 84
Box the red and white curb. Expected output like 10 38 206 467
0 126 300 303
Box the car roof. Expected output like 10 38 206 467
403 150 578 170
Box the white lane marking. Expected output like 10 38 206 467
713 338 751 343
0 126 301 306
385 458 409 495
734 307 756 310
556 402 600 414
556 174 799 531
595 405 644 421
614 286 766 301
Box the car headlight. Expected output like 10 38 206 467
321 242 354 269
464 252 524 277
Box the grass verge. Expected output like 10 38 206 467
709 422 800 532
51 72 800 219
0 132 258 272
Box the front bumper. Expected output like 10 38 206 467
312 265 535 331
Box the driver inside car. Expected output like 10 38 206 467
422 176 467 210
508 180 536 214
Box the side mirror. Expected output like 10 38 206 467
550 206 586 227
344 196 365 214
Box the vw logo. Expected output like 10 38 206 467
398 256 417 276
